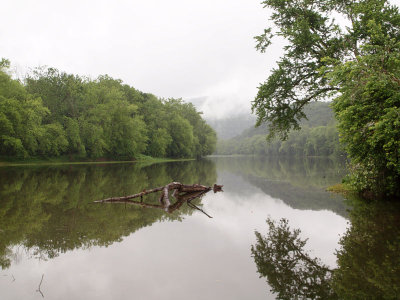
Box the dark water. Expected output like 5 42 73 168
0 157 398 299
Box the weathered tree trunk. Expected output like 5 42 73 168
94 182 223 217
94 182 222 204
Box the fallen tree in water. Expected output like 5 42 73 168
94 182 223 218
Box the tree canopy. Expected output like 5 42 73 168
0 62 216 160
253 0 400 198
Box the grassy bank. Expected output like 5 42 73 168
327 183 358 199
0 155 195 167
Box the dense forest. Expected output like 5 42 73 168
216 102 344 157
0 59 216 160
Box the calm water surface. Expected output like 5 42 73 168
0 156 392 299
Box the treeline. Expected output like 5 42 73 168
217 124 342 156
0 59 216 160
216 102 344 157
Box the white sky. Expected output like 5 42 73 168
0 0 284 119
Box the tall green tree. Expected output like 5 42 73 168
164 98 217 157
253 0 400 197
167 115 195 158
0 59 53 157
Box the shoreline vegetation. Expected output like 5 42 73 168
326 183 358 199
0 155 195 167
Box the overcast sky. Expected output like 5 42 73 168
1 0 283 119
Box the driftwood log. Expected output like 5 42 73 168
94 182 223 218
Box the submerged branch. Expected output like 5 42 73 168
36 274 44 298
187 201 213 218
94 182 223 217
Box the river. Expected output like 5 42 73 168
0 156 398 299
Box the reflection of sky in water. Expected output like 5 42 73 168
0 161 348 300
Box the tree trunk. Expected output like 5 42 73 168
94 182 223 217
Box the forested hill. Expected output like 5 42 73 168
235 101 334 139
216 102 343 157
206 113 256 140
0 60 216 160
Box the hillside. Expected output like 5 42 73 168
215 102 343 157
206 113 256 140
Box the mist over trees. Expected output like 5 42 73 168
0 59 216 160
206 113 256 140
216 102 344 157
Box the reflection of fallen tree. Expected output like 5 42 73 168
94 182 223 218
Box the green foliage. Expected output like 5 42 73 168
0 68 50 157
0 61 216 160
26 67 86 121
252 0 343 140
167 116 195 158
64 117 85 155
147 128 172 158
254 0 400 197
217 102 343 157
217 124 342 157
329 17 400 197
164 98 217 158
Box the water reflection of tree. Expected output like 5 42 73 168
251 200 400 299
251 218 337 299
214 156 348 217
333 200 400 299
0 160 217 269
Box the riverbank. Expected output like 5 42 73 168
327 183 358 199
0 155 195 167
